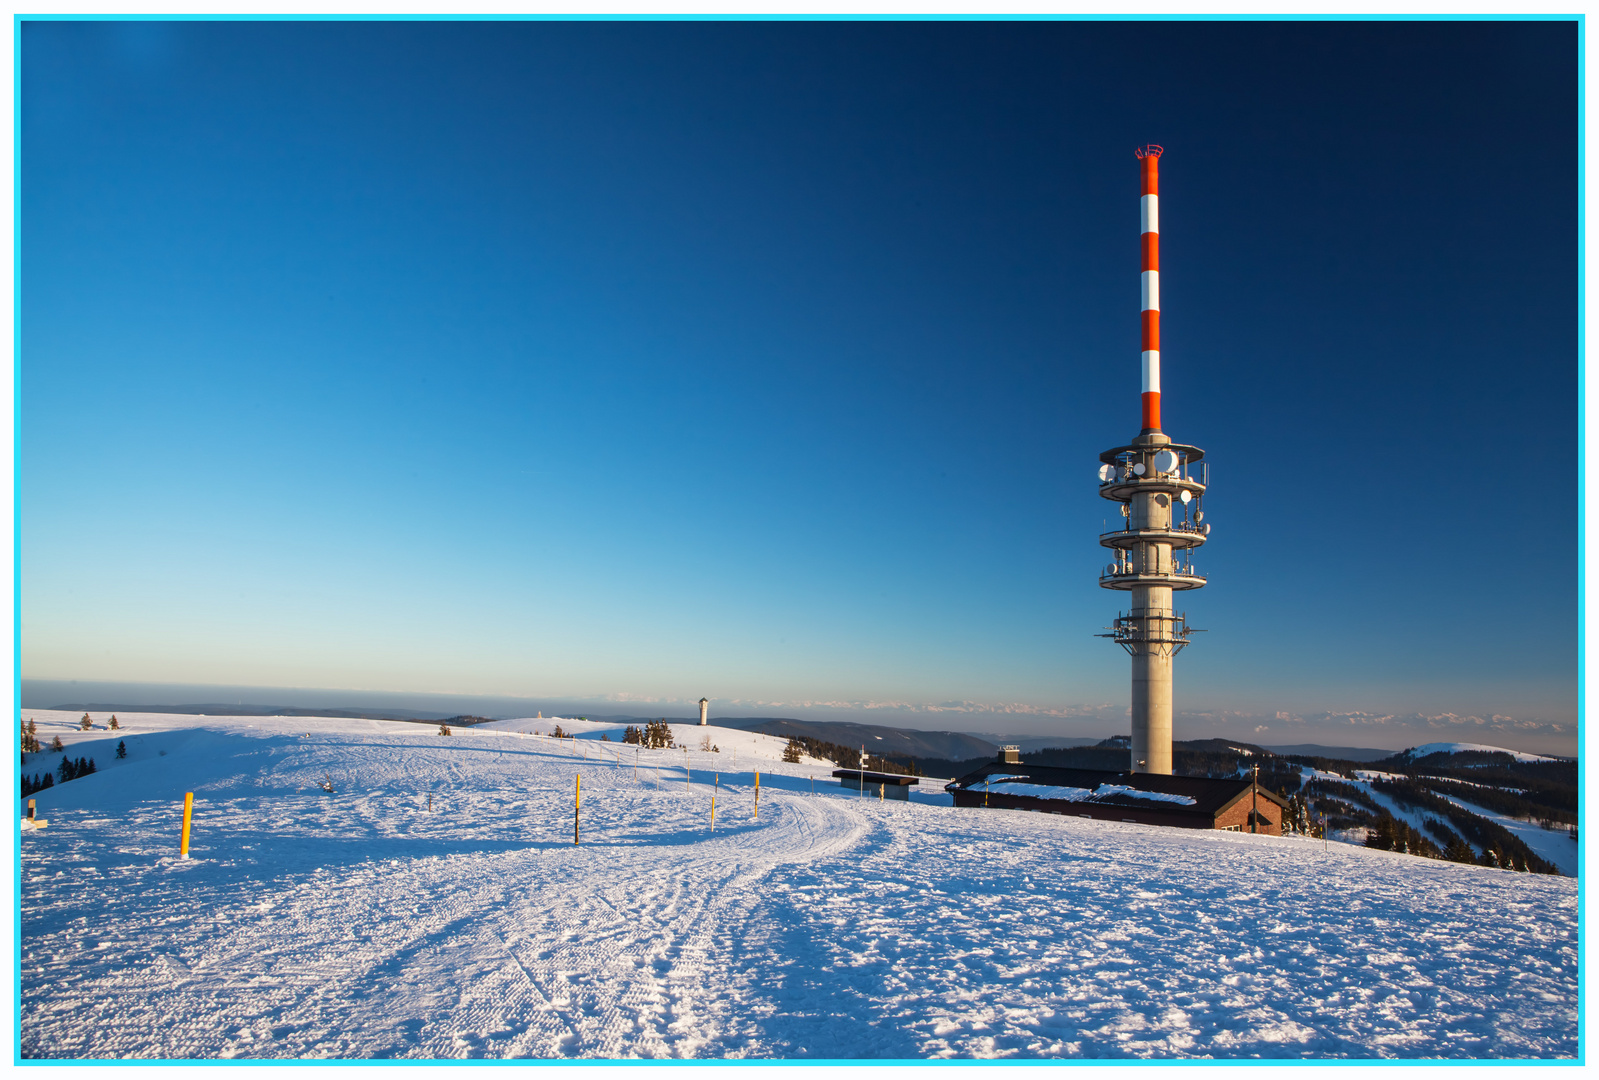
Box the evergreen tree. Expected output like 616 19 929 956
109 715 119 730
1365 816 1396 851
782 737 803 764
438 724 452 736
50 735 64 752
116 740 127 759
622 726 642 745
80 713 92 731
84 758 96 775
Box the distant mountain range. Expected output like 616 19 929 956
1258 743 1398 763
709 717 1005 763
41 701 1552 766
44 702 461 722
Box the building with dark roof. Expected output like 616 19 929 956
833 769 920 801
946 756 1286 835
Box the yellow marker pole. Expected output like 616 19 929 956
879 782 884 801
575 775 581 845
754 770 760 820
180 792 194 859
27 799 34 821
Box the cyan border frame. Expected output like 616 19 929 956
8 11 1586 1067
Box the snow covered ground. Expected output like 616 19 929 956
16 711 1577 1060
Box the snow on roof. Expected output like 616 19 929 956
1405 742 1556 764
983 780 1198 807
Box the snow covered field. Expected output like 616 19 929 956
16 711 1578 1060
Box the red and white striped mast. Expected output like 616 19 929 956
1095 145 1210 775
1138 144 1162 434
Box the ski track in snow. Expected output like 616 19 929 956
17 713 1577 1060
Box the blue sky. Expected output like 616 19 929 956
20 21 1578 752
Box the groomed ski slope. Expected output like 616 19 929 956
17 711 1577 1060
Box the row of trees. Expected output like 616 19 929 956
1413 775 1576 828
1364 814 1447 860
20 720 66 758
20 755 99 793
1371 777 1557 874
622 721 676 749
781 735 921 776
56 756 98 783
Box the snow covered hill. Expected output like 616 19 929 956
1403 742 1558 764
16 710 1577 1060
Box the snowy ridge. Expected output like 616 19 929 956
16 710 1576 1059
1404 742 1556 764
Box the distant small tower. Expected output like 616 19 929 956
1096 145 1210 776
699 698 709 726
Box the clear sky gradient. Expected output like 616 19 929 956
21 21 1579 752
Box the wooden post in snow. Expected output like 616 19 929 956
180 792 194 859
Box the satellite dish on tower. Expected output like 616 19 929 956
1179 490 1192 504
1131 462 1147 476
1097 464 1116 482
1152 449 1178 473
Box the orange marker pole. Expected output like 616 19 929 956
180 792 194 859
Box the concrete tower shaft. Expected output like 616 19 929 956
1094 146 1210 775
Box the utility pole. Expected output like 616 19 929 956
1251 762 1259 834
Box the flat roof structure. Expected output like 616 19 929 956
833 770 920 800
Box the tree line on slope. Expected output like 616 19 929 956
1373 752 1576 816
781 735 921 776
1370 777 1558 874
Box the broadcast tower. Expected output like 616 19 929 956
1096 146 1210 775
